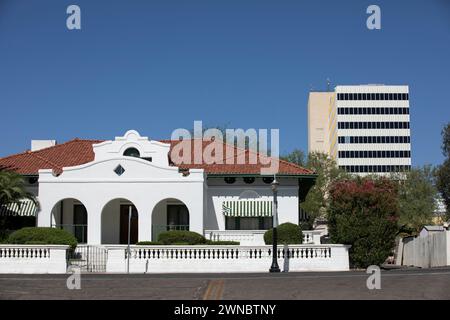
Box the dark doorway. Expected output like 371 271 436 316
120 205 138 244
167 204 189 231
73 204 87 243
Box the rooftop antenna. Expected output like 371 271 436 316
326 78 331 91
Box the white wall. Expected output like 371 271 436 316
402 231 449 268
0 245 69 274
106 244 350 273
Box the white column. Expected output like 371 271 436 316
36 199 53 227
138 205 152 243
87 202 102 245
188 199 204 235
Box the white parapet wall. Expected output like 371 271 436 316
0 245 69 274
106 244 351 273
204 230 322 246
204 230 267 245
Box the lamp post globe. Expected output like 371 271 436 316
270 177 281 273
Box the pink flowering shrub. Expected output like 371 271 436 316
328 177 399 268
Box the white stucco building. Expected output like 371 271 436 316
0 130 316 246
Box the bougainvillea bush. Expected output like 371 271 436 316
328 177 399 268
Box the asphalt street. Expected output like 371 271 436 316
0 267 449 300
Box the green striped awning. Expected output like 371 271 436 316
0 199 38 217
222 200 273 217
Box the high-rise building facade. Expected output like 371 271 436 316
307 84 412 175
307 91 335 154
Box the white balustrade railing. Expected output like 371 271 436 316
205 230 323 245
0 245 69 274
302 230 323 244
106 244 350 273
205 230 266 245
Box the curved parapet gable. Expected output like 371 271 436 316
92 130 171 167
39 157 204 183
38 130 205 183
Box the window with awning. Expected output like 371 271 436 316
0 199 38 217
222 200 273 217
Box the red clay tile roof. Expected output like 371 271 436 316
0 139 314 176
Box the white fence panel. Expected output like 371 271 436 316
0 245 69 274
401 231 449 268
106 244 350 273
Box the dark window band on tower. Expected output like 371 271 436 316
337 122 410 129
339 165 411 173
338 136 410 144
337 107 409 115
338 150 411 158
337 93 409 101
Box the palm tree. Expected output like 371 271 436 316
0 170 36 206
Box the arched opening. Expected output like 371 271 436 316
123 147 140 158
151 198 189 242
239 190 261 199
51 198 88 244
101 198 138 244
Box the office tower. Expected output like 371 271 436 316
307 84 411 175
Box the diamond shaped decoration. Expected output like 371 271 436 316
114 164 125 176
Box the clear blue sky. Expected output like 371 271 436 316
0 0 449 166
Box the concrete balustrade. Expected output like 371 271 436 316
106 244 351 273
0 245 69 274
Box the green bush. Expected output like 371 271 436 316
299 220 314 231
136 241 162 245
24 241 48 245
157 230 206 245
0 230 12 242
264 223 303 245
7 227 78 250
136 240 240 246
205 240 240 245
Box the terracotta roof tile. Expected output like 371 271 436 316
0 138 314 176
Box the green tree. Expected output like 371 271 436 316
280 150 348 225
280 149 306 167
301 152 348 222
0 170 36 240
441 122 450 158
0 170 35 206
436 123 450 219
328 177 399 268
391 166 438 234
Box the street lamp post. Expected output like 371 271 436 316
270 177 280 273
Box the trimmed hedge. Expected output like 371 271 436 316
136 240 240 246
264 223 303 245
6 227 78 250
136 241 162 245
157 230 206 245
205 240 240 245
